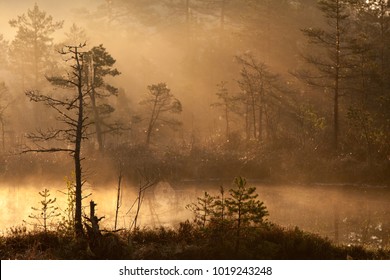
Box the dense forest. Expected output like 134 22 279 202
0 0 389 259
0 0 388 183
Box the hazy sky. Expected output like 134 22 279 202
0 0 103 40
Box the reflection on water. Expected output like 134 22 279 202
1 179 389 248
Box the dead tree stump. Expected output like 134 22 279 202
84 200 128 259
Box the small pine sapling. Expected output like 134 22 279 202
226 177 268 226
186 177 269 255
27 188 60 232
225 176 268 253
186 191 216 228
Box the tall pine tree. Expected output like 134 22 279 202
297 0 355 151
9 4 63 88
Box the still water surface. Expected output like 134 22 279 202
1 179 389 248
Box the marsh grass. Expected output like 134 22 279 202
1 221 389 260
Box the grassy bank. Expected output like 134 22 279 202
1 222 389 260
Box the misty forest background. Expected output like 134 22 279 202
0 0 389 185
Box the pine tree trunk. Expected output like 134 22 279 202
333 0 341 151
90 88 104 152
74 47 84 237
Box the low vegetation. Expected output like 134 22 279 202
1 222 389 260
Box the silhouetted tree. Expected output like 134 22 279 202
140 83 182 146
211 81 237 141
84 44 120 152
24 43 90 237
226 176 268 254
236 53 291 142
297 0 355 151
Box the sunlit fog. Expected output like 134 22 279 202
0 0 389 259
